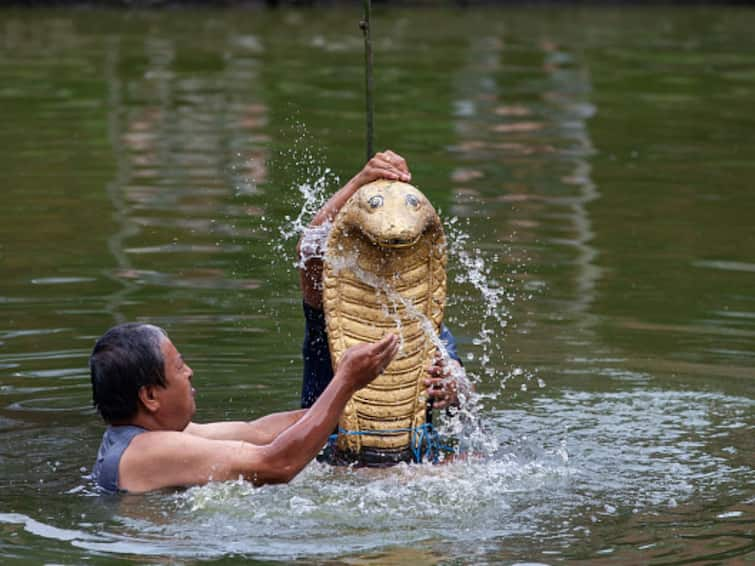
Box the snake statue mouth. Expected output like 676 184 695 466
377 235 423 249
323 179 447 466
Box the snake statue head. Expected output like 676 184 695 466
341 180 440 249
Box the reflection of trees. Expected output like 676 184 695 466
539 40 601 328
102 27 270 325
583 31 755 372
104 37 137 324
449 30 601 368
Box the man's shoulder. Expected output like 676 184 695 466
93 425 149 492
126 428 199 451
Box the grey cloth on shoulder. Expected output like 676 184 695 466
92 425 146 492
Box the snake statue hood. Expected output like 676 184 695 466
323 179 447 465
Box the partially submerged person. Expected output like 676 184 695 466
90 322 398 493
297 150 469 416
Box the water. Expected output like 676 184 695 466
1 5 754 564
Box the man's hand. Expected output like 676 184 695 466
424 353 467 410
336 334 400 392
350 150 411 187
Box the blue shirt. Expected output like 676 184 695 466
92 425 146 492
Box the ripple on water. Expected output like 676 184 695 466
692 259 755 273
30 277 97 285
111 268 259 290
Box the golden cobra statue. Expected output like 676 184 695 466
323 179 447 465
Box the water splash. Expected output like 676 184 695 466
445 215 512 336
274 170 337 260
164 390 753 560
268 124 341 263
443 215 540 397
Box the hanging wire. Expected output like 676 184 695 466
360 0 374 161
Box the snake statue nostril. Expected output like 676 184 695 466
323 179 447 465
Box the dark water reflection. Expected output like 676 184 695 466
0 6 753 564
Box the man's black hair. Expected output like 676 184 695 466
90 323 169 423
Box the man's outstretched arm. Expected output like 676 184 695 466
297 150 411 309
184 410 306 445
117 334 400 492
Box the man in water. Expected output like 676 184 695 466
90 324 399 493
297 150 467 412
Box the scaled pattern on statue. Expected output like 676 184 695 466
323 180 447 464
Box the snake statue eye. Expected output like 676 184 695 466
368 195 384 209
405 194 419 208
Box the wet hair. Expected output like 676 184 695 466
90 323 169 423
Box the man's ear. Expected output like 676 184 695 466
138 385 160 414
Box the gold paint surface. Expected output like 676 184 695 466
323 180 447 455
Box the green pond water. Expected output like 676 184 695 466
0 5 753 564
